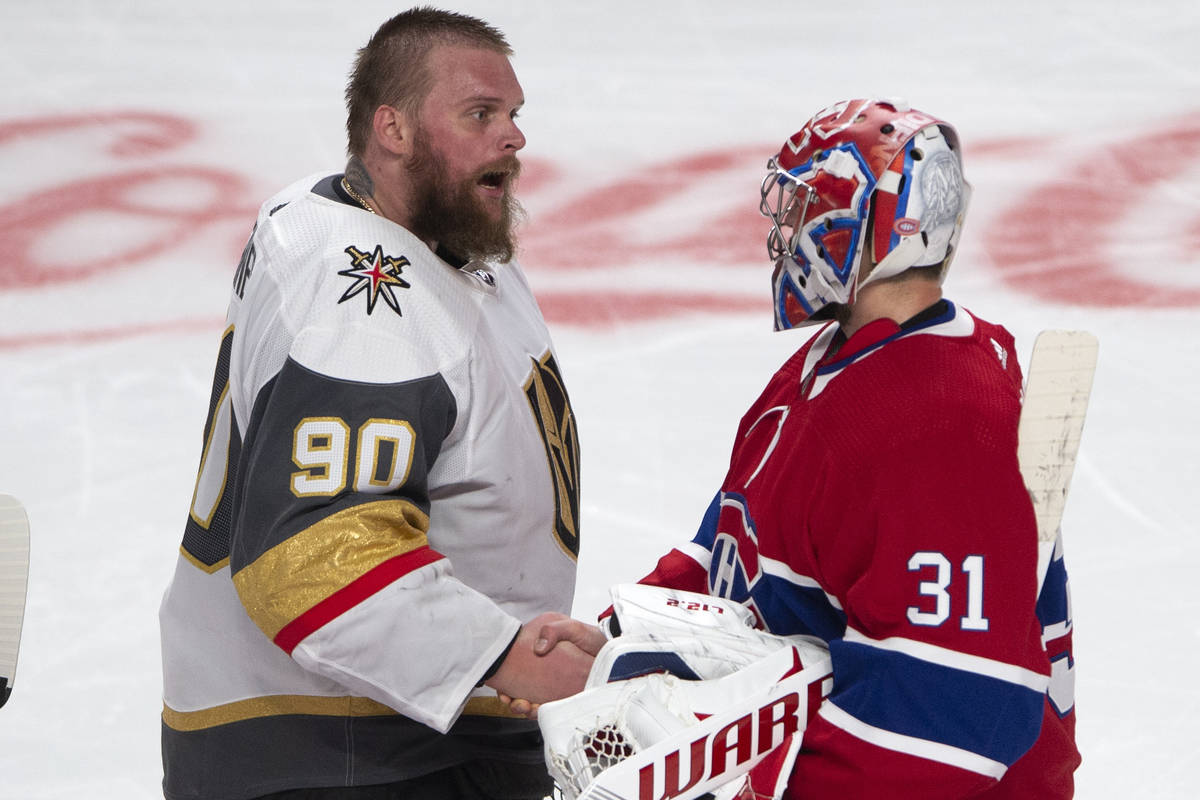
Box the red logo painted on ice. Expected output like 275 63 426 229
982 113 1200 308
5 110 1200 352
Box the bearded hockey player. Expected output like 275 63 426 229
158 9 588 800
626 98 1081 798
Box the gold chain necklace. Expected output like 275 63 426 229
341 177 376 215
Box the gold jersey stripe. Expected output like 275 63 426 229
233 499 430 639
163 695 524 731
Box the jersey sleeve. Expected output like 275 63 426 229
787 396 1050 797
635 344 820 604
229 353 520 733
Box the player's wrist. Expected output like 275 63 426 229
478 627 521 688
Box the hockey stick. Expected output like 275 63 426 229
1016 331 1099 593
0 494 30 708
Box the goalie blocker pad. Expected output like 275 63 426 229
601 582 756 641
540 585 832 800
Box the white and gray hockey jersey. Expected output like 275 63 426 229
159 173 580 800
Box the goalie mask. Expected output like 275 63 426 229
760 98 971 329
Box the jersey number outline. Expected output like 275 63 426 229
291 417 416 497
188 327 235 531
906 551 990 631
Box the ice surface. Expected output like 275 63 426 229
1 1 1197 796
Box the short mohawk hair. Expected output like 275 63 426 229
345 6 512 157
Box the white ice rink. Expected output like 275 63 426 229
1 1 1198 796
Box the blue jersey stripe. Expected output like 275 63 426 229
692 493 722 549
1037 554 1071 629
751 573 847 642
694 490 849 639
829 638 1045 766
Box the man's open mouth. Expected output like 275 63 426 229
479 171 507 190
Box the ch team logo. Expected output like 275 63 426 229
707 493 763 606
338 245 411 316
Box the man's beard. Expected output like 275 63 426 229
406 130 523 264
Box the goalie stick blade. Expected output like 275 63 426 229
1017 331 1098 590
0 494 30 709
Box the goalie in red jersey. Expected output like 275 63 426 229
522 98 1081 799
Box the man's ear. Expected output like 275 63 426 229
371 104 414 157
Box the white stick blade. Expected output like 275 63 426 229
0 494 30 708
1017 330 1099 547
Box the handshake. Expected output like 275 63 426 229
485 612 607 718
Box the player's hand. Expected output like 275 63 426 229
496 691 537 718
491 614 605 719
485 613 596 714
530 616 606 657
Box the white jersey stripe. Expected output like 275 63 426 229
819 701 1008 779
759 554 843 610
678 540 714 571
843 628 1049 692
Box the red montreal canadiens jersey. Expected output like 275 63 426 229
638 302 1079 798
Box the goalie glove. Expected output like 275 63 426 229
600 582 757 642
540 585 832 800
593 584 823 687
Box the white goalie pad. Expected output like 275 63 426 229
540 585 833 800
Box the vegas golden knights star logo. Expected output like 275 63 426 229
524 352 581 559
338 245 411 316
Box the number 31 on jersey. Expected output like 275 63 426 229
906 551 990 632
